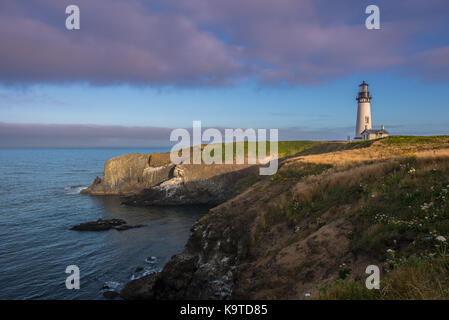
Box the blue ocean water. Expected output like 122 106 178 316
0 148 207 299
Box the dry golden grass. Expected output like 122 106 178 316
285 136 449 167
315 254 449 300
233 136 449 300
380 255 449 299
289 161 396 204
414 148 449 161
283 139 449 203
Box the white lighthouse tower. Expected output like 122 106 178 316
355 81 372 140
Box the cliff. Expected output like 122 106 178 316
82 141 320 205
81 152 173 195
81 149 263 205
116 136 449 300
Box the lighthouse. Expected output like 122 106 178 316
355 81 372 139
354 81 389 141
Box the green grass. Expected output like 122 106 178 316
315 252 449 300
381 135 449 145
171 136 449 165
277 141 318 157
265 156 449 257
294 261 313 274
263 205 286 231
347 139 378 149
235 173 262 192
315 277 380 300
254 163 334 236
232 140 319 158
351 159 449 256
256 148 449 257
295 155 449 299
246 136 449 299
270 163 333 185
201 140 319 162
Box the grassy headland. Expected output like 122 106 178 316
229 135 449 299
120 135 449 300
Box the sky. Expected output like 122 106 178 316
1 0 449 147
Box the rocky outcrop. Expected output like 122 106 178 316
121 274 158 300
118 156 354 300
70 219 144 231
84 148 352 300
103 290 121 299
117 138 449 300
82 151 261 206
81 152 174 195
122 164 259 206
120 189 261 300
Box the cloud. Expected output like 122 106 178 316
0 122 174 147
175 0 449 84
0 122 358 147
0 91 68 106
1 121 447 148
279 126 355 141
0 0 240 86
404 46 449 81
0 0 449 86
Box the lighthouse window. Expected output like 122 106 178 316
365 116 370 124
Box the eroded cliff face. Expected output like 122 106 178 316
122 164 260 206
116 138 449 300
121 189 258 299
82 152 173 195
85 148 356 299
120 164 355 300
82 151 260 205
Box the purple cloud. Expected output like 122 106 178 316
0 0 240 86
404 46 449 81
0 122 174 147
0 122 355 147
2 121 448 147
0 0 448 86
176 0 449 83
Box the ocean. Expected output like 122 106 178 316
0 148 208 299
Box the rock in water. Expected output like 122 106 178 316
120 273 158 300
114 224 144 231
103 290 121 299
70 219 143 231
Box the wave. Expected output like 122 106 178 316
101 281 121 292
63 185 88 194
130 256 161 281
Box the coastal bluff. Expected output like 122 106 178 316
115 137 449 300
85 137 449 300
81 151 259 205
